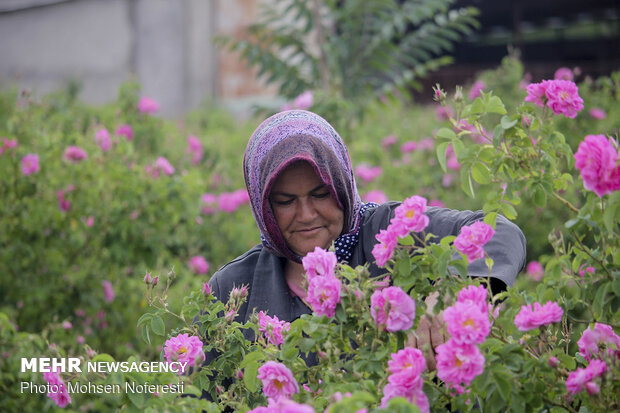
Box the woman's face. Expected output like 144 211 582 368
270 162 344 257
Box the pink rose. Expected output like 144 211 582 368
21 153 40 175
201 193 218 214
429 199 445 208
381 382 429 412
554 67 574 81
163 333 205 374
577 322 620 361
372 228 398 267
256 361 299 400
258 311 290 346
453 221 495 262
101 280 115 302
95 128 111 152
202 282 211 296
391 195 429 235
526 261 544 282
589 108 606 120
306 275 341 318
186 135 203 165
155 156 175 176
218 189 250 213
0 138 18 155
566 359 607 395
43 370 72 408
293 91 313 110
468 80 485 100
362 190 388 204
56 190 71 212
382 135 398 149
387 347 426 386
248 397 314 413
138 96 160 114
63 146 88 163
444 301 490 345
355 164 382 183
436 339 485 388
116 124 134 140
435 105 454 121
574 134 620 197
457 284 488 314
514 301 563 331
302 246 337 281
545 80 584 118
525 81 548 107
401 141 417 153
370 286 416 332
189 255 209 275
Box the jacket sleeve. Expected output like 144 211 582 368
425 207 527 288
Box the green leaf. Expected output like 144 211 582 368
501 203 517 220
92 353 116 363
487 96 507 114
141 324 151 344
484 212 498 227
150 316 165 336
436 141 450 173
500 115 517 129
471 163 491 184
603 200 619 233
398 235 415 246
243 362 259 393
136 313 153 327
435 127 456 140
533 184 547 208
460 166 475 198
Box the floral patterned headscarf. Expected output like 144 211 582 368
244 110 372 263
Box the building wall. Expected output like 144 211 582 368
0 0 278 117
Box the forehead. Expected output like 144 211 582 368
271 162 323 192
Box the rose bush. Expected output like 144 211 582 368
1 59 619 411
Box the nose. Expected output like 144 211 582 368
296 197 318 223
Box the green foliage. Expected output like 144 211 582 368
217 0 479 117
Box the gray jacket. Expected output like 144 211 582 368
208 203 526 327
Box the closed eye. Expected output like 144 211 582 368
312 192 330 199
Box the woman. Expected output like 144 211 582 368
208 109 526 356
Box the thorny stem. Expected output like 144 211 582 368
552 192 580 214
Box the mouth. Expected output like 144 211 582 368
295 226 324 234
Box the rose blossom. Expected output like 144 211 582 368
0 138 17 155
574 134 620 197
457 284 488 314
218 189 250 213
468 80 485 100
21 153 40 175
370 286 416 332
388 347 426 385
436 339 485 388
258 311 290 346
355 164 382 183
302 246 337 281
201 193 218 214
189 255 209 275
116 124 133 140
589 107 606 120
525 79 584 118
566 359 607 395
138 96 160 114
526 261 544 281
391 195 429 236
362 189 388 204
453 221 495 262
43 370 72 408
164 333 205 374
381 383 429 412
256 361 299 400
577 322 620 361
443 301 490 345
554 67 574 81
95 128 111 152
293 91 314 110
63 146 88 163
382 135 397 149
401 141 417 153
514 301 563 331
371 228 398 267
306 274 341 318
578 265 595 278
186 135 203 165
202 282 211 296
155 156 175 176
101 280 115 302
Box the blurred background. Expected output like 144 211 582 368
1 0 618 117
